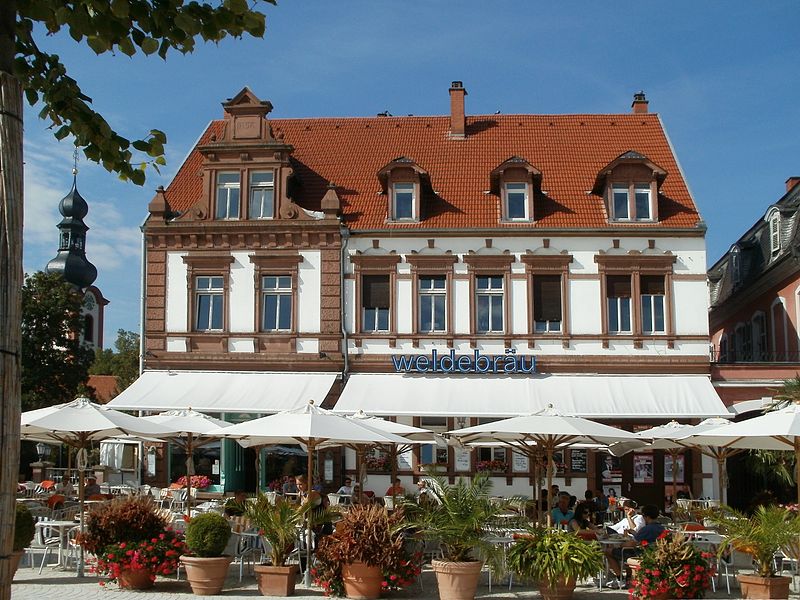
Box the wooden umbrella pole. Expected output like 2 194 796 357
185 433 193 517
390 444 397 503
545 440 554 527
716 455 725 505
304 439 315 588
77 435 87 578
670 449 678 509
795 438 800 505
355 446 365 503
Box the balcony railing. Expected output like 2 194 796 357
710 349 800 364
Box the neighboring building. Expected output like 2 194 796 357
708 176 800 507
87 374 120 403
45 174 108 349
110 85 726 505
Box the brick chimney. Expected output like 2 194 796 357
449 81 467 138
631 91 649 114
787 177 800 193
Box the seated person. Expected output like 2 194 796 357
336 477 354 495
607 499 644 535
84 477 101 497
569 502 597 535
606 504 665 577
55 475 74 496
281 476 298 495
551 492 575 526
582 490 598 522
416 479 435 505
385 478 405 497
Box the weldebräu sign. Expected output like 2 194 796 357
391 349 536 374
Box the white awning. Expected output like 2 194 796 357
333 374 728 419
107 370 338 414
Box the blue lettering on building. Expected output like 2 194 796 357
390 349 536 374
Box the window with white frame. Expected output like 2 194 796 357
195 276 224 331
770 214 781 254
261 275 292 331
504 182 528 220
606 275 632 333
362 275 390 332
640 275 666 334
612 184 629 220
634 185 651 220
610 183 652 221
730 248 741 284
419 417 448 465
734 323 751 362
215 172 240 219
752 313 768 361
476 275 504 333
532 275 562 332
249 171 274 219
392 182 415 220
418 275 447 333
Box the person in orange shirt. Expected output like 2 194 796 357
385 478 405 497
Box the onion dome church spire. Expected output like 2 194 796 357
45 162 98 290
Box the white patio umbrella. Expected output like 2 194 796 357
346 410 433 502
20 397 176 577
208 400 412 587
142 409 232 515
681 405 800 503
448 405 639 524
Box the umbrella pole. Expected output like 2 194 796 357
390 444 397 503
186 433 194 517
670 449 678 509
546 442 554 527
355 446 365 503
304 439 315 588
531 450 540 523
716 455 725 505
795 438 800 505
77 439 86 578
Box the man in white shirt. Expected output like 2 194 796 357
336 477 354 495
608 500 645 535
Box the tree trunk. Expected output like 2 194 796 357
0 1 24 595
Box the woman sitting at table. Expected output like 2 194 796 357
55 475 74 497
569 503 597 536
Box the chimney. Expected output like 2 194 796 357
787 177 800 193
449 81 467 138
631 91 649 114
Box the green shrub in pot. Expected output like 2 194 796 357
14 503 35 552
185 512 231 557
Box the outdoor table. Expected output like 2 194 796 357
35 520 78 568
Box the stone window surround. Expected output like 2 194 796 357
351 254 402 346
521 252 574 348
182 253 235 333
595 253 676 348
249 252 303 335
406 254 459 347
463 254 515 345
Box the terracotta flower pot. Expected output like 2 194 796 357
118 568 155 589
10 551 25 578
255 564 299 596
539 577 577 600
180 555 233 596
738 574 791 599
431 560 483 600
342 561 383 600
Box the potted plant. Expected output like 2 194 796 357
180 512 233 595
244 493 306 596
81 495 184 589
628 530 714 599
506 527 603 600
710 504 800 599
401 474 515 600
12 504 35 576
313 504 417 599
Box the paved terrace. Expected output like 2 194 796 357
11 564 789 599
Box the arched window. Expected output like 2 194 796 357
84 315 94 343
751 312 768 361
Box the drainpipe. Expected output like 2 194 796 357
339 226 351 383
138 216 148 376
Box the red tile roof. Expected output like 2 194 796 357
87 374 119 404
165 113 701 230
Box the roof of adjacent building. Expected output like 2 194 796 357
709 180 800 308
163 110 703 231
87 374 119 404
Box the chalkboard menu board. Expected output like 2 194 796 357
570 449 587 473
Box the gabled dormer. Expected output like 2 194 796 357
593 150 667 223
378 157 428 222
764 206 782 256
490 156 542 222
170 88 318 223
729 245 741 286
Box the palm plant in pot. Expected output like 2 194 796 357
709 504 800 599
506 526 604 600
244 493 307 596
401 474 515 600
180 512 233 596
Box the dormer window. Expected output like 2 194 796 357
593 151 666 223
215 172 240 219
490 157 541 223
392 182 415 220
730 247 741 285
768 211 781 254
504 182 529 220
249 171 275 219
378 157 427 223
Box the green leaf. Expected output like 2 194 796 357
131 140 150 152
155 156 166 166
54 126 70 140
130 169 146 186
141 37 159 55
86 36 108 54
24 88 38 106
110 0 129 19
226 0 249 14
118 36 136 57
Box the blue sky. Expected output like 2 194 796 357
22 0 800 345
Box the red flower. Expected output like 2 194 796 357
640 540 648 547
